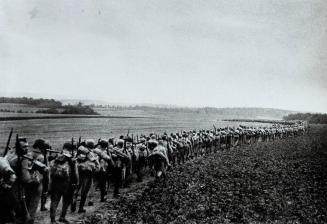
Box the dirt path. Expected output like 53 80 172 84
34 178 152 224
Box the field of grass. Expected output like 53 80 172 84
0 110 271 154
0 104 278 153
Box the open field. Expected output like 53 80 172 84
82 125 327 224
0 107 277 153
0 114 258 153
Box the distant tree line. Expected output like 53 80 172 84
36 102 99 115
0 97 98 115
283 113 327 124
95 105 292 118
35 108 60 114
0 109 33 113
61 102 99 115
0 97 62 108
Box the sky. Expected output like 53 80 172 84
0 0 326 112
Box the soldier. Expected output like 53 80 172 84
147 135 158 152
6 136 46 223
149 140 170 179
152 140 170 166
123 136 133 187
24 139 49 222
135 137 148 182
0 157 16 224
93 139 113 202
38 141 51 212
74 141 97 213
167 136 177 165
111 139 129 197
49 142 78 224
86 139 100 206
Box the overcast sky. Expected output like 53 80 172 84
0 0 326 112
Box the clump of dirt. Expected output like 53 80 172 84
85 125 327 223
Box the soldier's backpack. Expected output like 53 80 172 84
50 156 70 180
77 160 97 173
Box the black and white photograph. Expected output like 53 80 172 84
0 0 326 223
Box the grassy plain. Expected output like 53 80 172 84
0 105 277 153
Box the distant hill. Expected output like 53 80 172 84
43 99 299 119
207 107 296 119
98 105 295 120
1 96 297 119
284 113 327 124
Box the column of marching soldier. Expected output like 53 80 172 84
0 122 307 224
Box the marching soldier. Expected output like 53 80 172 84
135 137 148 182
73 140 98 213
93 139 113 202
7 137 37 224
111 139 129 197
124 136 133 187
49 142 78 224
23 139 49 222
0 157 16 224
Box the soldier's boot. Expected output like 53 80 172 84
40 194 48 211
137 174 143 182
78 194 87 213
59 191 72 224
59 217 70 224
113 183 120 198
70 202 76 213
100 184 107 202
78 206 86 213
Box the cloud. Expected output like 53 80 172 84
0 0 326 112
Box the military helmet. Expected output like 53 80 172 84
124 136 133 143
63 142 74 150
85 139 95 149
98 139 109 148
117 139 124 147
32 139 46 149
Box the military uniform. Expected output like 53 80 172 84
49 143 78 224
93 140 113 202
0 157 16 224
74 141 98 213
111 139 129 197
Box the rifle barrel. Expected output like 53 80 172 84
3 128 13 156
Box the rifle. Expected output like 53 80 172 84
131 134 136 158
70 137 80 213
123 138 127 154
43 145 48 167
3 128 13 156
15 134 31 222
45 148 61 154
71 137 75 157
213 125 217 134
